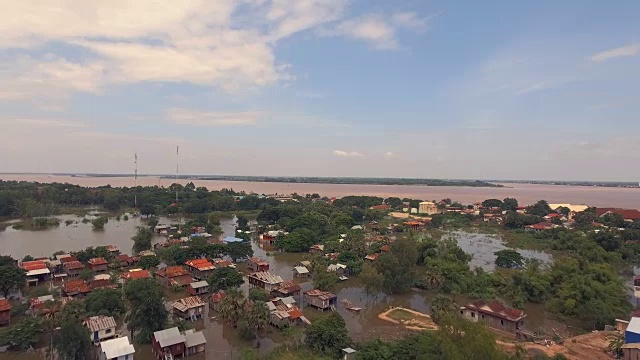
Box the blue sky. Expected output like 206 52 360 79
1 0 639 181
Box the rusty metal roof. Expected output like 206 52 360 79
84 315 116 332
173 296 205 312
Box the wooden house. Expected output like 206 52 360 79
22 260 51 286
119 269 151 284
152 327 206 359
266 297 309 328
309 244 325 255
99 336 135 360
88 257 109 272
155 266 193 288
303 289 337 311
188 281 209 296
248 257 270 272
460 300 526 335
209 292 226 313
271 280 301 298
105 245 120 256
248 272 283 292
62 279 91 298
63 260 85 277
184 259 215 280
293 266 310 278
84 315 117 344
172 296 206 321
0 299 11 326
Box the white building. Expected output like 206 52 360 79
418 201 438 215
84 315 117 344
99 336 135 360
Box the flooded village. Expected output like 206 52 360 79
0 180 640 360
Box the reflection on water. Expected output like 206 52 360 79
448 231 552 270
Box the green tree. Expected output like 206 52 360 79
360 263 384 294
139 203 156 217
312 265 339 291
574 209 598 229
225 241 253 262
137 255 160 270
0 317 43 350
248 288 270 303
0 256 16 267
482 199 503 208
208 267 244 292
501 198 519 211
84 288 125 317
526 200 552 217
375 236 418 294
247 301 270 344
54 319 91 360
132 226 153 254
430 295 458 325
91 216 108 230
384 197 404 209
124 278 168 343
494 249 524 269
275 228 315 252
218 288 246 327
305 312 351 357
0 265 26 297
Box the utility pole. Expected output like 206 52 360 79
134 153 138 208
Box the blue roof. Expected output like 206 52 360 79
223 236 244 243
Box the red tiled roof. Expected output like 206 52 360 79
185 259 214 271
248 257 269 266
0 299 11 312
63 279 91 294
121 269 151 280
365 253 380 261
465 300 525 322
273 280 301 295
116 254 133 263
88 257 108 266
158 266 189 278
524 222 555 230
21 260 48 271
89 279 117 290
60 256 78 264
370 204 390 210
169 274 193 287
64 260 85 270
380 245 390 252
287 309 303 320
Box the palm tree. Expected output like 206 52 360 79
423 271 445 290
608 337 624 359
218 288 245 327
246 301 270 347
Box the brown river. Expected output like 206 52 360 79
1 174 639 208
0 213 559 359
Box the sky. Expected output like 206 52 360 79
0 0 639 181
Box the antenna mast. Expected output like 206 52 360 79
175 146 179 204
134 153 138 208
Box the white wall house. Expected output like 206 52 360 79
99 336 135 360
84 315 117 343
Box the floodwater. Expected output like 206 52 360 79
447 231 552 270
2 174 640 208
0 215 559 359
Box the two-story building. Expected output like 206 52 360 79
21 260 51 287
63 260 85 277
152 327 206 359
155 266 193 288
84 315 117 344
62 279 91 298
303 289 337 311
98 336 135 360
187 281 209 296
248 257 270 272
184 259 215 280
88 257 109 272
172 296 206 321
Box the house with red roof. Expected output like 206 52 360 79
0 299 11 326
524 222 557 232
21 260 51 286
156 266 193 288
248 257 270 272
63 260 85 277
62 279 92 298
184 259 215 280
88 257 109 272
369 204 391 211
209 291 226 313
120 269 152 284
460 300 526 335
596 208 640 222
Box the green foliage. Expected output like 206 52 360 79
137 255 160 269
91 216 108 230
84 288 125 317
333 196 383 209
132 226 153 254
526 200 552 217
276 228 315 252
430 295 458 325
248 288 270 302
501 198 519 211
54 319 91 360
226 241 253 261
0 265 26 297
360 263 384 294
208 267 244 292
246 301 270 340
504 212 543 229
384 197 404 209
0 317 43 350
338 251 364 275
375 236 419 294
79 269 94 281
494 249 524 269
482 199 503 208
124 278 168 343
0 255 15 267
574 209 597 229
218 288 246 327
312 266 339 291
305 313 351 357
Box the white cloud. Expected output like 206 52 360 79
384 151 395 159
591 44 640 63
333 150 364 157
167 108 262 127
391 12 432 33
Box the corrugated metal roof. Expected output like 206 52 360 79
153 327 185 348
294 266 309 274
249 272 283 284
85 315 116 332
184 330 206 347
100 337 135 358
173 296 206 312
190 280 209 289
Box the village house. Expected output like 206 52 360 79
369 204 390 211
248 257 270 272
120 269 151 284
115 254 137 268
460 300 526 335
327 263 348 277
105 245 121 256
172 296 206 321
21 260 51 287
62 279 91 298
266 297 310 328
524 222 558 232
211 258 234 268
309 244 325 255
184 259 215 280
29 295 55 316
188 281 209 296
293 266 310 278
98 336 135 360
85 315 117 344
88 257 109 272
364 253 380 262
0 299 11 326
63 260 85 277
303 289 337 311
596 208 640 222
152 327 206 359
418 201 439 215
155 266 193 288
271 280 301 298
248 272 284 292
543 213 566 222
548 204 588 220
209 292 225 313
90 274 118 291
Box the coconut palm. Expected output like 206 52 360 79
246 301 270 345
218 288 246 327
423 270 445 290
608 337 624 359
